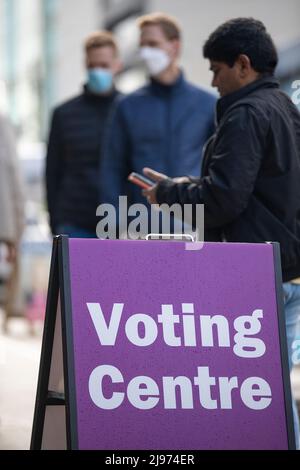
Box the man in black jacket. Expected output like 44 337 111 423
46 31 121 237
142 18 300 447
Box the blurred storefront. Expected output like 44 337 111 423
277 39 300 111
1 0 300 144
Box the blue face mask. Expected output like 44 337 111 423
87 68 113 94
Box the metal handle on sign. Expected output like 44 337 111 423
145 233 195 242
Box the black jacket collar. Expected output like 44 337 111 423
216 75 279 123
83 84 119 102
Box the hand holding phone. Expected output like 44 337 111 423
128 172 155 189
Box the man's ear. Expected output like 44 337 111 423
171 39 181 59
236 54 252 77
113 59 123 75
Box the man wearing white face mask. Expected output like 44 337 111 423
100 13 216 236
46 31 121 237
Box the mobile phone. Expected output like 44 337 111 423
128 172 154 189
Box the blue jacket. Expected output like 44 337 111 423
100 72 216 209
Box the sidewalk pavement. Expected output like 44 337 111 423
0 314 42 450
0 312 300 450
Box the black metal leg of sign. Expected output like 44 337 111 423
30 237 60 450
272 242 296 450
59 235 78 450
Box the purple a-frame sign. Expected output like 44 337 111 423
31 236 295 450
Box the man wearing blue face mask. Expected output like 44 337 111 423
46 31 121 237
100 12 216 237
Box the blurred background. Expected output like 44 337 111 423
1 0 300 143
0 0 300 449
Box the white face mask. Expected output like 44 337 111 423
139 46 171 76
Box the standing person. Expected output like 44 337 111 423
46 31 121 238
0 114 25 330
142 18 300 448
100 12 216 235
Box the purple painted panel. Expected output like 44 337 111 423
68 239 288 450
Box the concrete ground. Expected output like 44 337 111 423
0 310 300 450
0 312 42 450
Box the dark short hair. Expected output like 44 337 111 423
203 18 278 74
